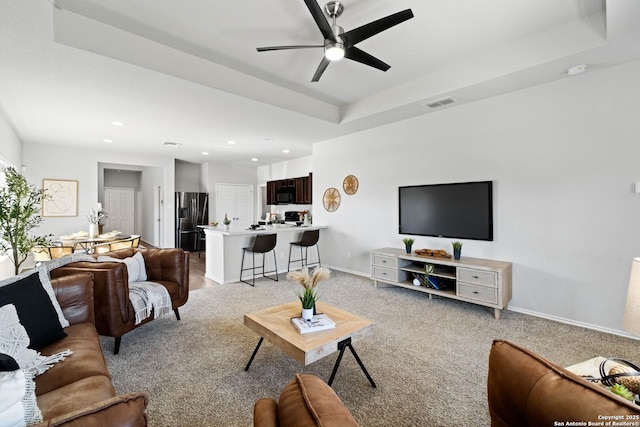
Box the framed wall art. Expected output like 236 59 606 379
42 178 78 217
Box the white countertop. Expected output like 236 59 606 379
199 224 326 236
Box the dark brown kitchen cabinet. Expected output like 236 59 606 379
266 173 312 205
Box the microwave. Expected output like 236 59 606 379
277 188 295 204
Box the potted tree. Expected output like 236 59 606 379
0 167 52 275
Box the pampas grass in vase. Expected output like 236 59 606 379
287 267 331 320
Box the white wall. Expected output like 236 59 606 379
257 156 313 185
0 110 21 167
312 60 640 335
23 143 176 247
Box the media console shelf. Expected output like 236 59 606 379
371 247 512 319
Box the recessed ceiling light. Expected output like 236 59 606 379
251 158 258 162
103 139 113 143
227 140 236 145
282 149 290 153
567 64 587 76
202 151 209 155
111 121 124 127
264 138 273 142
163 141 181 147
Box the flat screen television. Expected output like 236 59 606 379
398 181 493 241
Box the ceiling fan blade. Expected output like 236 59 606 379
342 9 414 48
304 0 336 41
344 46 390 72
257 45 323 52
311 56 331 82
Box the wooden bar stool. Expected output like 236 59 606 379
240 233 279 286
287 229 321 272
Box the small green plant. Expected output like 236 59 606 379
402 238 414 245
298 288 319 309
223 214 231 225
610 383 635 401
452 241 463 251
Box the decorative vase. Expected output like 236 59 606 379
405 243 412 254
89 223 99 238
453 248 461 260
301 308 314 321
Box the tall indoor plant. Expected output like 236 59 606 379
0 167 51 275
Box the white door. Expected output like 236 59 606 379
104 187 135 235
216 184 253 228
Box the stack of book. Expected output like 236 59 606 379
412 273 447 290
291 313 336 334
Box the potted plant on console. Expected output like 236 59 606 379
0 167 52 275
452 241 463 260
223 213 231 230
402 237 414 254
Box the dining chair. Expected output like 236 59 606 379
48 246 74 259
109 237 135 251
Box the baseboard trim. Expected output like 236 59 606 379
508 306 639 340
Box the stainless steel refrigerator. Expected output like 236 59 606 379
175 192 208 251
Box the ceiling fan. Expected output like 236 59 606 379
256 1 414 82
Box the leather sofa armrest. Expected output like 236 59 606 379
50 273 95 325
35 392 148 427
254 398 279 427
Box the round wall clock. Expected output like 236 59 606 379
323 187 341 212
343 174 359 195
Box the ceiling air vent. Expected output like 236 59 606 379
423 96 457 109
163 141 181 147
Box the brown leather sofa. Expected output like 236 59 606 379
50 248 189 354
35 272 148 426
488 339 640 426
253 373 359 427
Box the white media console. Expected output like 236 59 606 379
371 247 512 319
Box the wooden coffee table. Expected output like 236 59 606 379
243 301 376 387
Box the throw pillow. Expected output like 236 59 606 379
0 271 67 350
0 353 42 427
0 304 72 377
97 252 147 283
132 252 147 282
0 267 69 329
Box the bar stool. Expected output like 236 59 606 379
240 233 279 286
287 229 321 272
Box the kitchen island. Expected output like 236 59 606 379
200 224 327 284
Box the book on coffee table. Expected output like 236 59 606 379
291 314 336 334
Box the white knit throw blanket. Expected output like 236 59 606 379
128 281 172 325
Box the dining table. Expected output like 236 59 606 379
57 231 129 254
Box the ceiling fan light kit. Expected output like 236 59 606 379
256 0 414 82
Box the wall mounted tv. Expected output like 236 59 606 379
398 181 493 241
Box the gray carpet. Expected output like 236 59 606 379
100 271 639 426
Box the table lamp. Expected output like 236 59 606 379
623 258 640 335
